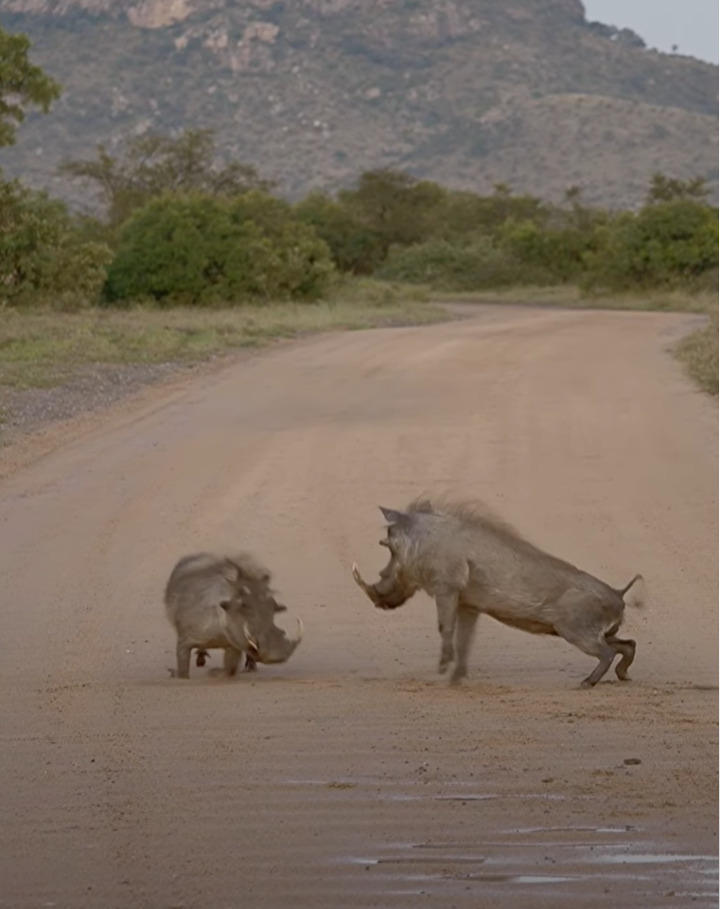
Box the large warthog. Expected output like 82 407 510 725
164 552 303 679
352 498 643 688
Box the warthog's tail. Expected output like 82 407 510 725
617 574 643 600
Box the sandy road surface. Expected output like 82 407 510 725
0 305 717 909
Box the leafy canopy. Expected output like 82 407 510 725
0 27 61 147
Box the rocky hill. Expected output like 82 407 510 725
0 0 717 210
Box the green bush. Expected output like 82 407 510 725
499 218 595 282
582 200 719 292
0 176 112 306
295 191 385 274
104 192 336 305
378 237 552 290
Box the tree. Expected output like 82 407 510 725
645 173 710 205
582 199 718 291
104 192 335 306
59 129 274 227
338 169 446 261
0 174 111 305
295 191 384 274
0 27 61 147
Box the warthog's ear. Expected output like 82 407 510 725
379 506 406 526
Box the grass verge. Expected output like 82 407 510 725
0 291 445 390
675 305 718 396
429 285 715 313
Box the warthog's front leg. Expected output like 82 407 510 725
223 647 242 677
451 606 479 684
175 640 192 679
435 590 459 674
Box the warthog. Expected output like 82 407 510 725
164 551 303 679
352 497 642 688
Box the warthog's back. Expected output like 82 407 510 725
164 552 266 625
408 498 617 608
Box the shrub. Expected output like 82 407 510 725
378 237 552 290
0 176 112 306
103 192 336 305
582 200 719 292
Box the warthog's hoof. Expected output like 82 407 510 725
450 667 467 685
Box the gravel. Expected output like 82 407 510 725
0 361 195 445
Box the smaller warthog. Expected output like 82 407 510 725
352 497 643 688
164 551 303 679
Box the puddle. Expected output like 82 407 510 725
595 853 718 865
335 829 718 904
509 825 630 835
513 875 575 884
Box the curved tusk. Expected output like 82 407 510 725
352 563 367 587
242 622 258 651
294 617 304 643
352 563 375 595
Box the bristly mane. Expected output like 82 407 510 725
225 552 271 583
406 494 564 559
407 495 523 536
406 495 582 571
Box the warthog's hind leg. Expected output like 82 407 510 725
606 633 636 680
556 622 618 688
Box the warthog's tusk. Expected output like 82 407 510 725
242 622 258 651
352 562 388 609
352 563 375 596
352 563 367 588
294 618 304 643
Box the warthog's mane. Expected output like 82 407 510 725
224 552 272 583
406 494 568 560
407 495 523 539
406 495 583 572
169 551 272 590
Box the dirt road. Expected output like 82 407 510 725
0 305 717 908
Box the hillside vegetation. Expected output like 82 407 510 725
0 18 716 402
0 0 716 209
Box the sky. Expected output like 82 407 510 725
582 0 719 64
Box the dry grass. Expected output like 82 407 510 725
430 286 715 314
0 292 445 390
675 304 718 396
